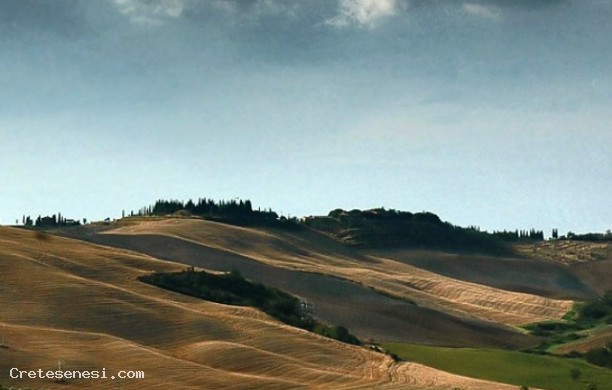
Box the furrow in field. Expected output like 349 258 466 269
104 219 572 326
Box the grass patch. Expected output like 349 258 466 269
383 342 612 390
140 268 360 345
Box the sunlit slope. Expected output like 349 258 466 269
106 218 573 326
516 240 612 265
0 325 521 390
0 323 307 390
0 227 520 389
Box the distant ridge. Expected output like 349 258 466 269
16 196 609 253
134 199 546 253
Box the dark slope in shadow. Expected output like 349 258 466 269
364 249 597 300
571 258 612 296
81 233 537 349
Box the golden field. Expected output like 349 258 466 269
0 226 526 389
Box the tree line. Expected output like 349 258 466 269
134 198 299 228
491 229 545 242
20 213 82 228
12 200 609 244
304 208 549 253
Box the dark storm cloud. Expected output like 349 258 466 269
410 0 567 9
477 0 568 9
0 0 571 40
0 0 94 37
171 0 337 64
180 0 332 24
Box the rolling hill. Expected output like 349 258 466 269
97 218 574 327
0 226 524 389
83 233 535 348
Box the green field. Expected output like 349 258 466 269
383 343 612 390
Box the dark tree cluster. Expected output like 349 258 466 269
141 269 310 328
21 213 81 228
563 231 612 242
578 292 612 323
152 198 256 218
139 268 360 345
135 197 298 229
304 208 516 253
585 343 612 369
491 229 545 242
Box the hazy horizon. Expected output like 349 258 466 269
1 0 611 235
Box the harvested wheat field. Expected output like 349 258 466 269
0 227 522 389
516 240 612 265
101 218 573 327
364 248 597 300
84 233 536 348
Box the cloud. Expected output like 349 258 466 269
462 3 500 19
409 0 566 10
327 0 405 28
480 0 567 9
0 0 92 37
112 0 184 26
211 0 299 17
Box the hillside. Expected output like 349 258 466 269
363 248 597 300
512 240 612 296
0 226 523 389
99 218 574 328
554 326 612 355
84 233 536 348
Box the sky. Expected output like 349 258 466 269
0 0 610 235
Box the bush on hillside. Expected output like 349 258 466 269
524 292 612 358
585 345 612 369
579 292 612 322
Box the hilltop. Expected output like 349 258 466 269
4 201 612 389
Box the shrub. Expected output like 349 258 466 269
565 350 583 358
585 347 612 368
569 367 582 381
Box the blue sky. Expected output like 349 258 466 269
1 0 610 234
